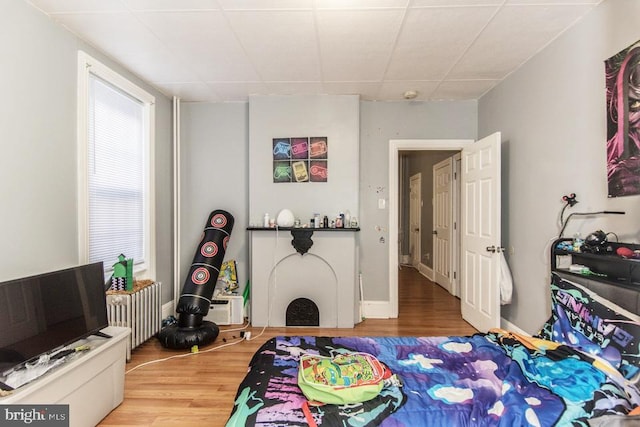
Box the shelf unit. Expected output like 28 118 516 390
551 238 640 289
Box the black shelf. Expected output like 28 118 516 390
247 226 359 255
247 226 360 232
551 238 640 287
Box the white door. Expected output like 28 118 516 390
461 132 501 332
433 158 452 293
451 153 462 297
409 174 421 267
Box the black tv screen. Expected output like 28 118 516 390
0 262 109 374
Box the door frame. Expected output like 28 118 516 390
389 139 473 318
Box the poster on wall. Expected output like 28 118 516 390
272 137 328 183
605 40 640 197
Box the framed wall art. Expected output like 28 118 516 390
272 136 328 183
605 40 640 197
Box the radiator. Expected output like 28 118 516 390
106 282 162 360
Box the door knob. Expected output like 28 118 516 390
486 246 496 253
414 228 420 232
432 230 437 235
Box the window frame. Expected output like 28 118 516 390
77 51 156 278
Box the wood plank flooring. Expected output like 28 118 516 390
99 267 476 426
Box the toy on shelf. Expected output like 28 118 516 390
110 254 133 291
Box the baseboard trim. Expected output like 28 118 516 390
417 263 434 281
361 300 391 319
162 301 175 320
500 318 529 336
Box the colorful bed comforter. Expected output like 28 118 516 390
225 331 640 426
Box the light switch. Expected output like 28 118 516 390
378 198 386 209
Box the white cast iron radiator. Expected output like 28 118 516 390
106 282 162 360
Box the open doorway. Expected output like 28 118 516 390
389 135 503 332
388 139 473 319
400 152 458 281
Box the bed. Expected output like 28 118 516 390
225 273 640 426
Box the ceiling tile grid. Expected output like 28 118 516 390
24 0 602 102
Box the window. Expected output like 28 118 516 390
77 51 155 277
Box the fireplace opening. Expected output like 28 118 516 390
286 297 319 326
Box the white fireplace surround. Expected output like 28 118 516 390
249 229 359 328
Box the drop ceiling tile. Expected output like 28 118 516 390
411 0 501 6
207 81 270 101
122 0 220 11
154 82 222 102
217 0 313 10
378 80 440 100
317 9 404 81
27 0 127 13
448 4 594 79
264 81 324 95
507 0 600 4
51 12 165 57
134 11 260 81
316 0 409 9
322 81 381 100
117 50 198 83
385 6 498 80
225 10 321 81
430 79 498 100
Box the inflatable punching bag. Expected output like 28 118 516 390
158 210 234 349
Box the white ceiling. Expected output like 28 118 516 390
25 0 602 102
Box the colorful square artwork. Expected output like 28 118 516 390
273 138 291 160
291 137 309 159
309 137 328 159
309 160 327 182
273 161 292 183
273 137 328 183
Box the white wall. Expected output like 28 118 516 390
479 0 640 333
0 1 77 279
0 1 174 302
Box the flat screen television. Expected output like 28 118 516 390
0 262 109 375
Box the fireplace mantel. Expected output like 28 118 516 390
247 226 360 255
248 227 360 328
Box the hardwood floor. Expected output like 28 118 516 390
99 267 476 426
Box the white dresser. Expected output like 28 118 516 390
1 326 130 427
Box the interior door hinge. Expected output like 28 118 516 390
453 271 457 279
454 222 457 230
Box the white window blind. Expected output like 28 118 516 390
87 75 146 271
